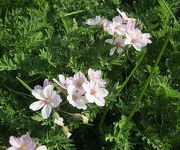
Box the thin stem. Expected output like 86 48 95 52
16 77 32 92
124 33 171 125
160 0 179 26
117 50 146 95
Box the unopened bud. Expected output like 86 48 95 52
74 113 89 123
62 126 72 138
53 112 64 126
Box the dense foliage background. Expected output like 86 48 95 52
0 0 179 149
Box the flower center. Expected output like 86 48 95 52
115 41 121 47
76 81 82 87
72 95 79 101
44 98 51 104
131 39 138 43
90 89 96 95
21 144 26 150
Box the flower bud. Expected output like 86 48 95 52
74 113 89 123
53 112 64 126
62 126 72 138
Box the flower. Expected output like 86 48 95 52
116 8 136 24
30 84 62 119
67 72 87 95
88 68 106 86
103 16 126 36
53 74 68 90
125 28 152 51
36 146 47 150
8 134 36 150
67 87 88 110
83 81 109 106
62 126 72 138
105 36 126 56
86 16 107 26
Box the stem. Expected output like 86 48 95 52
125 33 171 125
16 77 32 92
99 50 146 129
117 50 146 95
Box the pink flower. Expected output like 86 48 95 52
67 72 87 95
86 16 107 26
105 36 126 55
8 134 36 150
117 8 136 24
30 84 62 119
125 28 152 51
83 81 109 106
88 68 106 87
103 16 126 36
67 86 88 110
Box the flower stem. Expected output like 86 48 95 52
124 33 171 125
117 50 146 95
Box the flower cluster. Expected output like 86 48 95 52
29 69 108 138
53 68 108 110
8 134 47 150
86 9 152 55
30 68 108 120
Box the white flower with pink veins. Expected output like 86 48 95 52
86 16 107 26
67 87 88 110
103 16 126 36
67 72 87 95
88 68 106 87
83 81 109 106
29 83 62 119
7 134 47 150
105 36 126 56
125 28 152 51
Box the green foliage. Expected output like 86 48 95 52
0 0 179 149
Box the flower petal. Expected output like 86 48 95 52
9 136 21 148
29 101 45 111
109 47 117 56
32 90 44 100
7 147 17 150
41 104 52 119
43 85 53 98
36 145 48 150
94 97 105 106
50 93 62 108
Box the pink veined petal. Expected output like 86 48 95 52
94 97 105 106
85 93 96 103
34 85 43 91
109 47 117 56
7 147 17 150
43 79 49 88
82 82 90 93
50 94 62 108
26 141 36 150
133 43 142 51
105 39 113 44
36 145 48 150
97 88 109 97
19 134 32 145
9 136 21 148
117 47 124 54
41 104 52 119
32 90 44 100
43 85 53 98
29 101 45 111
